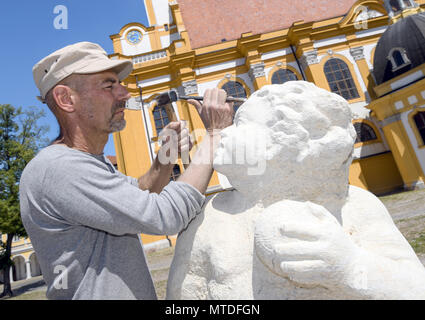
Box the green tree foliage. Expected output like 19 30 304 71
0 104 48 297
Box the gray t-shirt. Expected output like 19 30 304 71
19 144 205 300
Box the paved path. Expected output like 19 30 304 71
0 275 46 299
380 188 425 221
0 247 175 300
380 188 425 266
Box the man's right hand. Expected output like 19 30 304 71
187 88 234 133
177 88 234 194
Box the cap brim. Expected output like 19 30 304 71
75 59 133 81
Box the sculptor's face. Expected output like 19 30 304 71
213 95 269 179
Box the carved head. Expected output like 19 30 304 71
213 81 356 204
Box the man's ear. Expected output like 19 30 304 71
52 85 76 113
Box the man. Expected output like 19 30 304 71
19 42 234 299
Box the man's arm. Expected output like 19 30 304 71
140 89 233 195
138 157 174 194
138 121 191 194
177 88 234 194
177 131 220 194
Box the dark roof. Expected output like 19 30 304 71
373 12 425 85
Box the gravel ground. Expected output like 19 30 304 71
2 187 425 300
380 188 425 266
145 246 175 300
379 188 425 221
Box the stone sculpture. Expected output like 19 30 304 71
166 81 425 299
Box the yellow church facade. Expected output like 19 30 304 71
108 0 425 244
7 0 425 287
4 0 425 284
107 0 425 245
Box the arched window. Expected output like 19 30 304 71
414 112 425 145
170 164 181 181
401 0 416 9
324 58 360 100
29 253 42 277
388 48 411 71
389 0 404 11
388 0 415 12
393 50 404 66
271 69 298 84
12 256 26 281
153 105 175 134
221 81 247 113
354 122 378 143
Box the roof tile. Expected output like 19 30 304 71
178 0 357 48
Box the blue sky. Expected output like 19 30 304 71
0 0 149 156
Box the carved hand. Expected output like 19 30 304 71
254 200 364 291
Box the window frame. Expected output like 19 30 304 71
271 68 299 85
151 104 176 137
353 122 378 144
170 164 182 181
220 80 248 114
413 111 425 146
323 58 360 101
387 47 411 72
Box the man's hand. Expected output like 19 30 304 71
158 120 193 166
139 120 193 193
254 200 364 290
187 88 234 133
177 88 235 194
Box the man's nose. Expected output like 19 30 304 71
117 82 131 101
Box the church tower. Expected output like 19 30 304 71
368 0 425 191
383 0 422 20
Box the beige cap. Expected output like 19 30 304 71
33 41 133 103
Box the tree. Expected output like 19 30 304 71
0 104 48 298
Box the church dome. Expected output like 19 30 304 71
373 12 425 85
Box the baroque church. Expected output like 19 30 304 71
4 0 425 283
104 0 425 245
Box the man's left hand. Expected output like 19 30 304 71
158 121 193 166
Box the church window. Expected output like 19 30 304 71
271 69 298 85
354 122 378 143
170 164 181 181
402 0 416 8
221 81 247 113
388 0 415 12
389 0 402 11
414 112 425 145
393 50 404 66
153 105 175 135
388 48 411 71
324 58 360 100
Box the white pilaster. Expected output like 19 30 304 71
26 260 32 279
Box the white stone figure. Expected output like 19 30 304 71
166 81 425 300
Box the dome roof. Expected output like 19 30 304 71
373 12 425 86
